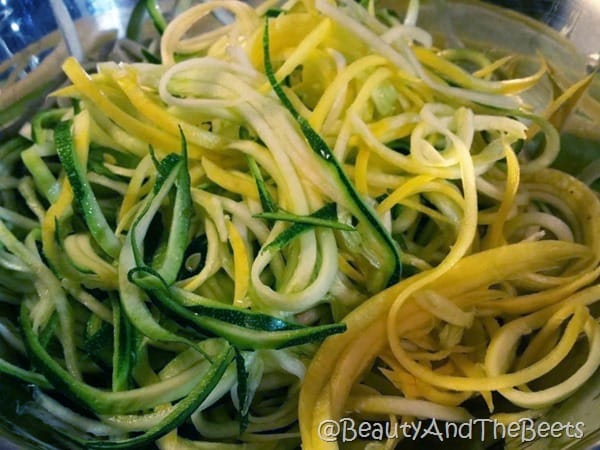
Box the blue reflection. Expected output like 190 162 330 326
0 0 121 61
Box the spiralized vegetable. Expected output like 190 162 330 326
0 0 599 449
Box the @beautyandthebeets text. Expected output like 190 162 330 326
317 417 585 443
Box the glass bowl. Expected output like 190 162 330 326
0 0 137 138
0 1 599 449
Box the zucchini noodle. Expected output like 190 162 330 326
0 0 599 449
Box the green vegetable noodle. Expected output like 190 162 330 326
0 0 599 449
